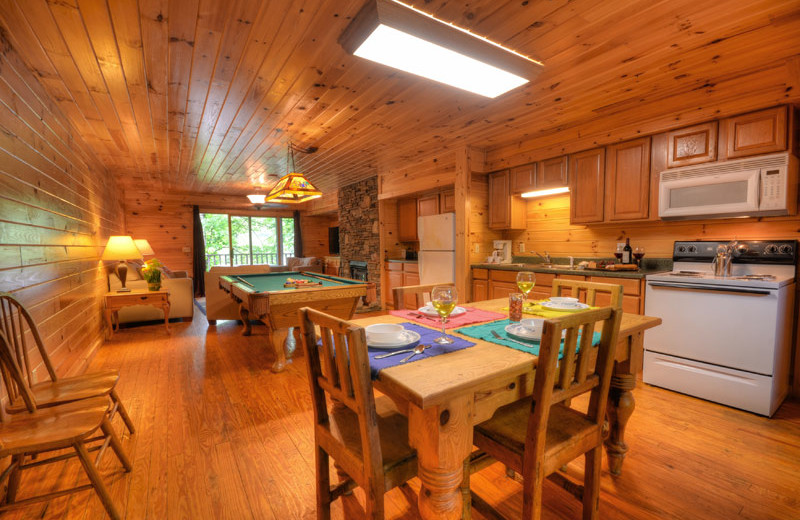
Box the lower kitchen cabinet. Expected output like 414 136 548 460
471 268 489 302
385 262 420 308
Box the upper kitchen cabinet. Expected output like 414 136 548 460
417 193 440 217
722 106 788 159
569 148 606 224
510 163 536 194
489 169 526 230
667 122 718 167
605 137 651 221
397 198 418 241
537 156 569 188
440 189 455 213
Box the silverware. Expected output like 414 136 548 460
400 344 428 363
375 348 416 359
491 329 531 348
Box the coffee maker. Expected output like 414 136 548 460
491 240 513 264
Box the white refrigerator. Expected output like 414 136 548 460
417 213 455 285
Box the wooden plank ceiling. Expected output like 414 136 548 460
0 0 798 197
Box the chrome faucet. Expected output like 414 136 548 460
533 250 551 264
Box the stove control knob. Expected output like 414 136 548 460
765 244 779 255
677 245 687 253
687 245 697 253
779 244 793 255
736 244 749 256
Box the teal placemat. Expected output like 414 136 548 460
454 319 601 358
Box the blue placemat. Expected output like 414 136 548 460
367 322 476 379
454 319 601 358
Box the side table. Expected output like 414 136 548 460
104 290 171 339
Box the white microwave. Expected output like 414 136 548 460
659 152 798 220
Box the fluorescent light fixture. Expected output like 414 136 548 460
247 194 267 204
520 186 570 199
339 0 542 98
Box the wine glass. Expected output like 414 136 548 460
614 243 624 262
634 246 646 267
431 285 458 345
516 271 535 302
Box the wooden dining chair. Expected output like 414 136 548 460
0 330 132 520
551 279 624 308
0 293 134 434
298 307 418 519
392 282 455 310
465 306 623 520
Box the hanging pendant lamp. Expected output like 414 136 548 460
264 142 322 203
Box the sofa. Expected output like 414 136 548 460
287 256 323 273
108 264 195 323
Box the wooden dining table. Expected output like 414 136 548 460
348 298 662 520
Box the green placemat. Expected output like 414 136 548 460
454 319 601 358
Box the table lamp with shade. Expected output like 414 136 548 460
102 236 142 292
133 239 155 257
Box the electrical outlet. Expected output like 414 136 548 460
182 246 191 253
518 242 525 253
474 243 480 253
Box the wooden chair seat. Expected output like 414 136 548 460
327 395 417 489
0 397 110 454
475 398 602 477
6 370 120 413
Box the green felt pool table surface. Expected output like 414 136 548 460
223 271 366 292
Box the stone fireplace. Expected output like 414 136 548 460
338 177 381 311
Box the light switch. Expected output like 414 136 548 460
518 242 525 253
182 246 191 253
474 243 480 253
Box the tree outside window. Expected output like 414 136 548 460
200 213 293 270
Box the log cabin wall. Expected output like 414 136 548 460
0 35 123 378
122 191 331 273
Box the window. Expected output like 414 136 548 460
200 213 295 270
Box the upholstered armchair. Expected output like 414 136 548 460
286 257 323 273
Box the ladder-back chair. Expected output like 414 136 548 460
392 282 455 310
0 330 132 520
0 293 134 434
466 306 623 519
298 307 418 519
551 279 624 308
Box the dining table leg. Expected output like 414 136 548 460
408 395 474 520
604 331 643 475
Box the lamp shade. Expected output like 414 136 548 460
102 236 143 260
134 239 155 256
264 172 322 203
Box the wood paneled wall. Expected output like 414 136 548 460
507 194 800 259
122 191 332 272
0 34 123 378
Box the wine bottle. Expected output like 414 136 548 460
622 238 632 264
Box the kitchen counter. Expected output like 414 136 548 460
471 259 671 280
386 259 418 263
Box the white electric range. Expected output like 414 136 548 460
643 240 796 416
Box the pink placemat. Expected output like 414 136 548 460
389 307 506 329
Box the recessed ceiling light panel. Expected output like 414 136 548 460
340 0 542 98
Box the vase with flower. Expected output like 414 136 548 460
142 258 163 291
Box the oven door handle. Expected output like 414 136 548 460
647 281 772 295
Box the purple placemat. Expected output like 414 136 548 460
367 322 476 379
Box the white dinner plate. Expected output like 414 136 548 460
367 330 421 350
504 324 566 342
417 305 466 318
540 301 590 312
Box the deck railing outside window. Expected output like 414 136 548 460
205 253 278 267
200 213 294 271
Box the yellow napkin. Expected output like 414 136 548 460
502 300 595 319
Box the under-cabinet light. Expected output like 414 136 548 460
339 0 542 98
520 187 570 199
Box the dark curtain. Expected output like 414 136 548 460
293 210 303 258
192 205 206 296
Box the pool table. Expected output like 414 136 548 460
218 271 375 372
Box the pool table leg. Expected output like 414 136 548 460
239 304 252 336
269 327 291 373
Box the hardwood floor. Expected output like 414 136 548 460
6 311 800 519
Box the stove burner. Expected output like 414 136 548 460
732 274 776 281
668 271 704 277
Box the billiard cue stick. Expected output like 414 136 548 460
235 276 255 288
306 272 346 284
